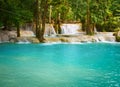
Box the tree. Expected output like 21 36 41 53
35 0 49 42
0 0 33 37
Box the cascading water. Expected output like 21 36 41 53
61 24 82 34
20 23 35 37
44 24 56 36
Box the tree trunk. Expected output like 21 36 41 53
81 19 86 31
39 0 48 42
49 5 52 24
86 0 93 35
58 13 61 34
35 0 40 38
17 23 20 37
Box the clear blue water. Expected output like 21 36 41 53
0 43 120 87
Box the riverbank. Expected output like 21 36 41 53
0 30 39 43
0 30 116 43
45 32 115 43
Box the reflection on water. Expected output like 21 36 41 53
0 43 120 87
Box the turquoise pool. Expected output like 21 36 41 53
0 43 120 87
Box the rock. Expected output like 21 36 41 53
0 37 1 43
20 30 35 37
60 37 70 42
45 37 61 43
16 37 40 43
8 31 17 38
0 30 118 43
1 34 9 42
9 38 18 43
16 37 28 42
28 37 40 43
0 30 16 43
98 36 105 42
104 36 115 42
92 37 99 42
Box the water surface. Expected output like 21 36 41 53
0 43 120 87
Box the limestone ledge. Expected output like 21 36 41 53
0 30 116 43
45 35 115 43
0 30 39 43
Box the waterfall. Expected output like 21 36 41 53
20 23 35 37
94 27 98 34
20 30 35 37
61 24 81 34
44 24 56 36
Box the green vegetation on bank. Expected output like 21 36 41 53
0 0 120 41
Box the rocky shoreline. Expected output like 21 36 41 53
0 30 118 44
45 32 115 43
0 30 39 43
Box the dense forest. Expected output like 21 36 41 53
0 0 120 41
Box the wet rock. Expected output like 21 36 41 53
28 37 40 43
60 37 69 42
98 36 105 42
0 37 1 43
45 37 61 43
16 37 40 43
8 31 17 38
16 37 27 42
0 30 117 43
0 30 16 42
1 34 9 42
9 38 18 43
105 36 115 42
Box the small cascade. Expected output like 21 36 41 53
20 30 35 37
96 32 116 42
44 24 56 36
94 27 98 34
20 23 35 37
17 37 31 44
61 24 81 34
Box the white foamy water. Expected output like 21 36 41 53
61 24 82 34
44 24 56 36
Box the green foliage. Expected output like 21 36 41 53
116 36 120 42
49 0 74 22
0 0 119 32
0 0 34 29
